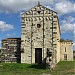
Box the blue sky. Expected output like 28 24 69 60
0 0 75 49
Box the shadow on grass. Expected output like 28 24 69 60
29 64 46 69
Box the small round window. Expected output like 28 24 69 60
37 24 41 28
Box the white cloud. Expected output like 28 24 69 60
61 24 74 33
73 43 75 47
6 33 16 36
45 1 75 15
0 0 53 13
0 21 14 31
0 0 74 14
60 16 75 33
74 31 75 34
54 1 74 14
67 16 75 23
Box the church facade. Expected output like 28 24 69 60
21 2 60 65
0 3 73 67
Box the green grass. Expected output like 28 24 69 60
0 61 75 75
51 61 75 75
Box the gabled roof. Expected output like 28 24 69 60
21 2 57 16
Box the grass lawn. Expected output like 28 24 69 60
0 61 75 75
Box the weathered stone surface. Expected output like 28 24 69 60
1 38 21 63
21 2 60 66
60 40 73 61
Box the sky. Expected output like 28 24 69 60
0 0 75 49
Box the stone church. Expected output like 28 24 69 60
21 2 60 65
0 2 73 68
